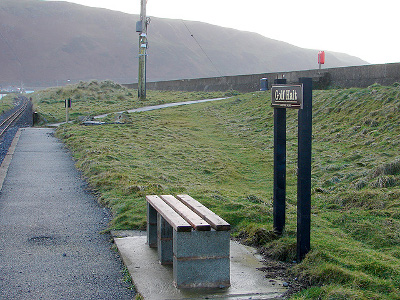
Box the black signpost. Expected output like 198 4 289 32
273 78 287 235
65 98 72 123
65 98 72 109
271 77 312 262
297 77 312 262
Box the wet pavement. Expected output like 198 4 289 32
0 128 134 299
113 231 287 300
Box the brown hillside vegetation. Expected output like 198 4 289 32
0 0 367 88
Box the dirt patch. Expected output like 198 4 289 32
258 255 310 299
234 232 311 298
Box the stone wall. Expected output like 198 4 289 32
124 62 400 92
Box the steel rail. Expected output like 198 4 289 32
0 98 29 137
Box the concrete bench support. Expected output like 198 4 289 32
146 194 231 289
173 230 230 288
146 202 157 248
158 214 173 264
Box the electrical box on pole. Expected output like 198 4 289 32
136 21 142 33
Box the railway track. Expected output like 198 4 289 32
0 96 33 166
0 96 31 138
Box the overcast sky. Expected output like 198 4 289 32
51 0 400 64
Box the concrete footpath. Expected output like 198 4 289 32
0 127 288 300
0 128 134 299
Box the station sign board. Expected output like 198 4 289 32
271 84 303 109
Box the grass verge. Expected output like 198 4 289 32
30 80 226 124
0 94 16 114
32 81 400 299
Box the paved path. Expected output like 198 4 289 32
49 97 229 127
93 97 228 119
0 128 134 299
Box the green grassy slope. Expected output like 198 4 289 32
0 94 15 114
34 82 400 299
30 80 225 123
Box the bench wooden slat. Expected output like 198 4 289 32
146 195 192 232
160 195 211 231
176 194 231 231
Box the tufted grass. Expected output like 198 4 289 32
29 80 226 124
0 94 16 114
31 81 400 299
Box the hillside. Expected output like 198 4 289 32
0 0 367 88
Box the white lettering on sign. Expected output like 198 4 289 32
271 84 303 109
274 90 298 101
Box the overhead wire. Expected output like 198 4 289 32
181 20 223 77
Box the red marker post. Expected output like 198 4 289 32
318 51 325 70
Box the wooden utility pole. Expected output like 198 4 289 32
138 0 148 100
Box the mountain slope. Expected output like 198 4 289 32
0 0 368 87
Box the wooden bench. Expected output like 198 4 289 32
146 194 231 289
